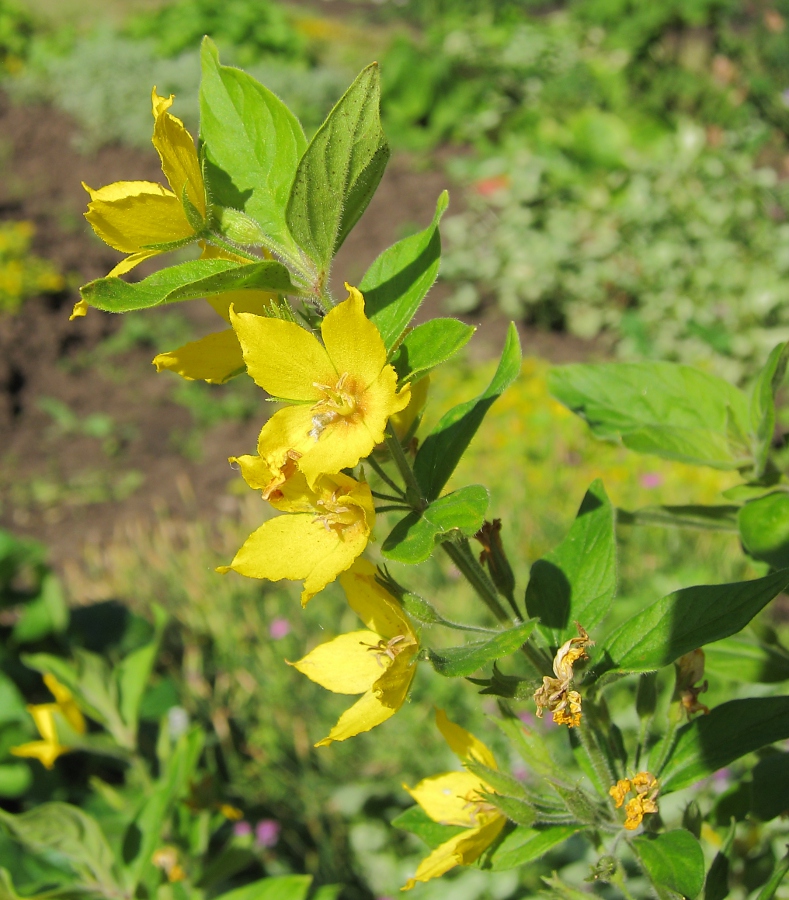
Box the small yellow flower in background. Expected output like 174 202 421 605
152 846 186 883
676 649 710 717
230 284 411 489
533 623 591 727
609 772 659 830
219 803 244 820
401 710 506 891
291 559 419 746
74 86 206 320
218 471 375 605
10 675 86 770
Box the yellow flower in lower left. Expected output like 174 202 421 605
291 559 419 746
11 675 86 769
218 471 375 604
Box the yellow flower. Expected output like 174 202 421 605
77 87 206 297
230 284 411 489
609 771 659 830
218 471 375 604
10 675 86 770
401 710 506 891
152 847 187 883
388 375 429 443
533 623 591 728
291 559 419 746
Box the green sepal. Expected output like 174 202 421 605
484 794 536 827
468 663 535 700
392 318 475 384
632 830 705 900
426 620 537 677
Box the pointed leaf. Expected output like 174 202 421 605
482 825 579 872
415 324 521 500
750 342 789 479
525 480 615 646
427 620 537 677
200 38 306 258
381 485 489 564
287 63 389 272
704 634 789 684
392 318 475 383
632 830 705 900
361 191 448 350
549 362 752 470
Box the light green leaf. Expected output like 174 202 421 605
549 362 752 470
482 825 579 872
0 765 31 799
738 493 789 568
415 324 522 501
12 574 68 645
80 259 299 314
593 569 789 676
381 485 489 564
212 875 313 900
361 191 448 351
704 634 789 683
114 606 167 740
391 806 463 850
525 480 615 646
392 318 475 384
632 830 705 900
427 620 537 677
659 696 789 793
286 63 389 273
750 342 789 479
617 505 740 532
200 38 306 258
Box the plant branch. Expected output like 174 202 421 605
367 456 406 497
384 426 426 510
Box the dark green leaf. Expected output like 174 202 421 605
704 634 789 683
594 569 789 677
659 696 789 793
391 806 463 850
361 191 448 351
739 493 789 568
381 485 489 564
415 324 522 501
617 505 740 532
704 818 736 900
427 620 537 677
481 825 579 872
751 753 789 821
549 362 751 470
287 63 389 272
525 479 615 646
200 38 306 259
392 318 475 383
632 830 705 900
750 342 789 479
212 876 313 900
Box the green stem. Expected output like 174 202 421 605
442 539 511 625
371 489 406 503
577 722 618 796
367 456 406 497
375 504 412 513
384 426 426 509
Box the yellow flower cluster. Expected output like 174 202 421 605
609 772 659 830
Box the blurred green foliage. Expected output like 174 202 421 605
0 221 64 315
0 0 33 73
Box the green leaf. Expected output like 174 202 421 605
415 324 522 501
525 479 615 646
427 620 537 677
659 696 789 793
287 63 389 273
482 825 579 872
617 505 740 532
114 606 167 740
704 634 789 683
0 803 119 893
632 830 705 900
80 259 300 314
750 342 789 479
549 362 752 470
381 485 489 564
704 818 736 900
199 38 306 259
361 191 448 351
739 493 789 568
213 876 313 900
0 764 31 799
391 806 463 850
751 753 789 821
594 569 789 677
12 574 68 644
486 795 537 827
754 850 789 900
392 318 475 384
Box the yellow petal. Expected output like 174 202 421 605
83 181 194 254
315 688 398 746
10 739 63 769
291 630 387 694
70 299 89 320
152 329 245 384
374 643 417 709
322 285 387 389
390 374 429 440
107 249 161 277
151 88 206 218
230 309 335 401
207 289 278 323
339 558 414 638
405 771 490 827
43 676 85 735
436 709 498 770
256 405 322 477
402 817 505 890
29 704 58 743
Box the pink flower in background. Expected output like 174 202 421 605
233 821 252 838
269 618 291 640
256 819 280 847
640 473 663 489
517 710 535 726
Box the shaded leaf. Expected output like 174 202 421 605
427 620 537 677
750 342 789 479
704 818 736 900
751 753 789 821
755 851 789 900
704 634 789 684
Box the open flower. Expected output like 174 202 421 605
11 675 86 769
609 772 659 830
230 285 411 488
218 471 374 604
76 87 206 312
291 559 419 746
401 710 506 890
533 623 591 727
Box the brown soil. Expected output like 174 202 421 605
0 92 602 574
